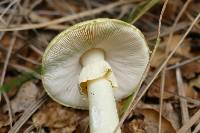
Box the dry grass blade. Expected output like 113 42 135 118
8 94 48 133
177 109 200 133
151 83 200 105
24 125 35 133
176 67 191 133
147 21 190 40
164 90 200 106
186 12 200 30
159 71 165 133
114 13 200 133
0 0 18 24
161 1 192 132
150 0 168 63
129 0 159 24
164 0 192 57
0 44 41 65
167 55 200 70
0 0 135 31
192 122 200 133
0 36 16 127
153 1 169 133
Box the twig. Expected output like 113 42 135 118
151 83 200 106
156 1 169 133
114 13 200 133
29 44 43 56
159 71 165 133
149 0 168 63
164 90 200 106
84 0 94 18
24 124 35 133
167 55 200 70
161 1 192 133
16 55 41 65
166 0 192 48
0 35 16 128
0 0 18 24
0 0 10 5
0 0 26 129
0 44 41 65
176 67 191 133
8 63 41 79
186 11 200 30
192 122 200 133
0 0 135 31
147 21 190 40
177 109 200 133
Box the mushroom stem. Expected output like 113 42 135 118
88 79 121 133
81 49 121 133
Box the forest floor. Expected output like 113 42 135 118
0 0 199 133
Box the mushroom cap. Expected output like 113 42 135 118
42 18 149 109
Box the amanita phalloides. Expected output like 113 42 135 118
42 18 149 133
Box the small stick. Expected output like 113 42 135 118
176 67 191 133
192 122 200 133
157 1 169 133
167 55 200 70
177 109 200 133
0 0 135 31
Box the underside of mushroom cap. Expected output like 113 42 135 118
42 18 149 109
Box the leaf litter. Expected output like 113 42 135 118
0 0 200 133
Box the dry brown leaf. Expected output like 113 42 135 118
0 112 9 128
181 61 200 79
162 0 182 20
187 76 200 99
32 100 87 132
139 102 180 131
150 49 166 68
123 119 145 133
189 75 200 89
122 102 179 133
164 35 192 58
142 108 176 133
150 49 181 68
148 70 177 99
151 34 193 68
183 82 199 100
3 81 40 114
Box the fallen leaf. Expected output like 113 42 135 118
148 70 177 99
183 82 199 101
123 119 145 133
163 0 181 20
3 81 40 114
142 108 176 133
0 112 9 128
187 76 200 99
32 100 87 132
181 61 200 80
139 102 180 130
150 49 166 68
150 48 181 68
164 35 192 58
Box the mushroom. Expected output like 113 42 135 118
42 18 149 133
